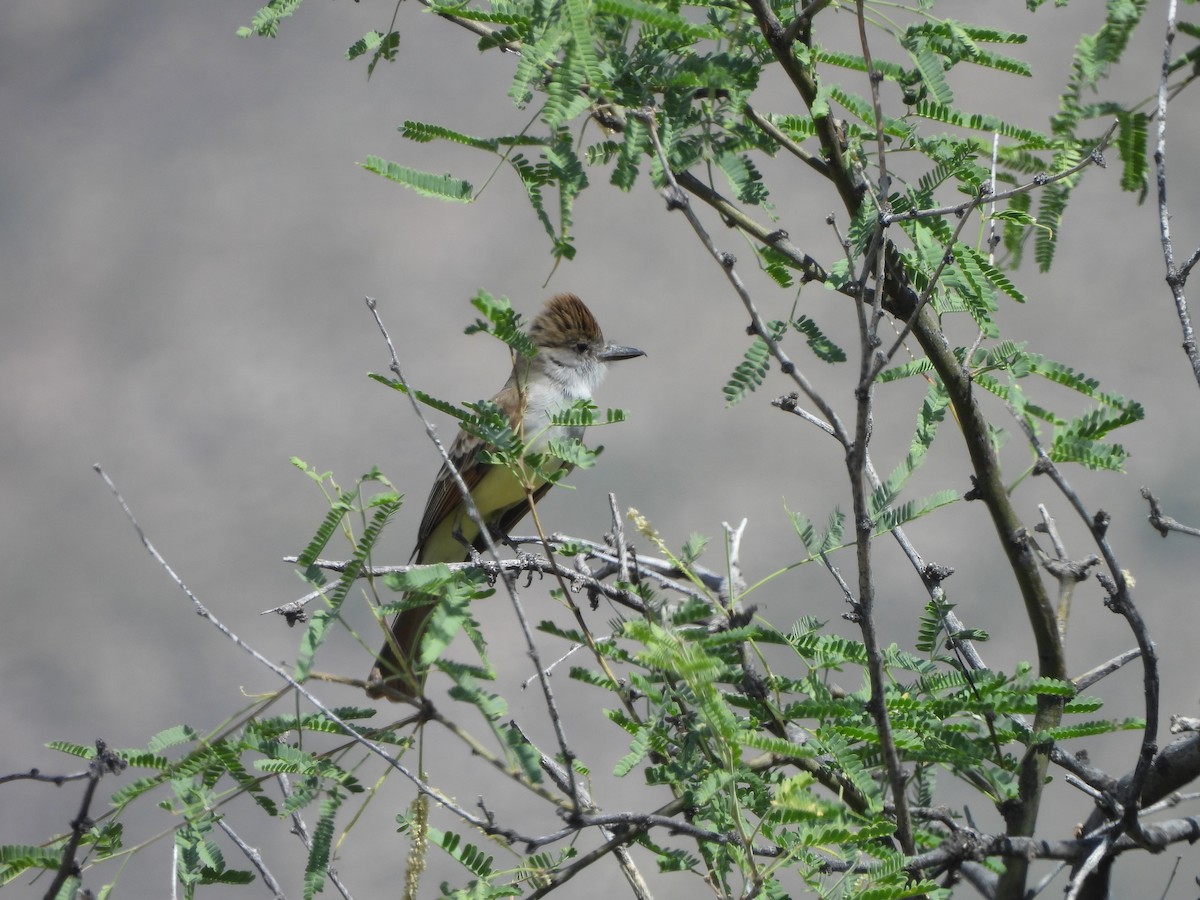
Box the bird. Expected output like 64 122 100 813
366 293 645 700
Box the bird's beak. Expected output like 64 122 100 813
599 343 645 362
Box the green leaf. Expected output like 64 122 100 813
445 666 508 719
296 495 401 679
295 496 355 570
1116 109 1149 194
819 508 846 555
787 507 817 555
723 336 771 406
147 725 200 753
401 121 503 152
716 151 768 206
237 0 305 38
681 532 709 565
873 490 959 534
0 843 67 876
878 357 936 383
611 114 648 191
347 30 400 76
303 790 342 900
46 740 95 759
792 315 846 363
426 826 496 880
466 290 538 357
546 436 600 468
549 400 600 428
563 0 603 91
901 33 955 105
500 723 544 782
613 727 653 777
360 156 474 202
593 0 719 40
957 244 1027 303
911 101 1053 146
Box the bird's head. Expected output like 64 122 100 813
527 293 644 396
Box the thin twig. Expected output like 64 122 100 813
869 184 983 382
0 768 92 787
743 103 829 177
1073 648 1142 692
44 740 127 900
1141 486 1200 538
608 492 631 584
840 3 914 853
93 464 492 830
881 129 1118 225
635 108 851 453
214 816 287 899
414 0 521 53
269 547 694 617
278 775 354 900
1010 414 1160 850
774 392 1105 793
1153 0 1200 387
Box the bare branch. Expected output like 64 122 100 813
1153 0 1200 386
1141 486 1200 538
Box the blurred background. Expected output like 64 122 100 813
2 0 1199 896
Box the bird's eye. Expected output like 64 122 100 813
575 341 589 354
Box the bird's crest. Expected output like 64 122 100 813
529 293 604 349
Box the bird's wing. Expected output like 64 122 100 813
489 478 556 543
412 426 488 560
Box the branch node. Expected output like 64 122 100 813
964 476 983 502
923 562 954 583
661 185 689 211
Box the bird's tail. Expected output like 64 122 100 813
366 597 435 701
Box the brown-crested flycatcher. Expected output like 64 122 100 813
367 293 644 700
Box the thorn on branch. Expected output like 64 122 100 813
1096 571 1119 603
964 476 983 502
